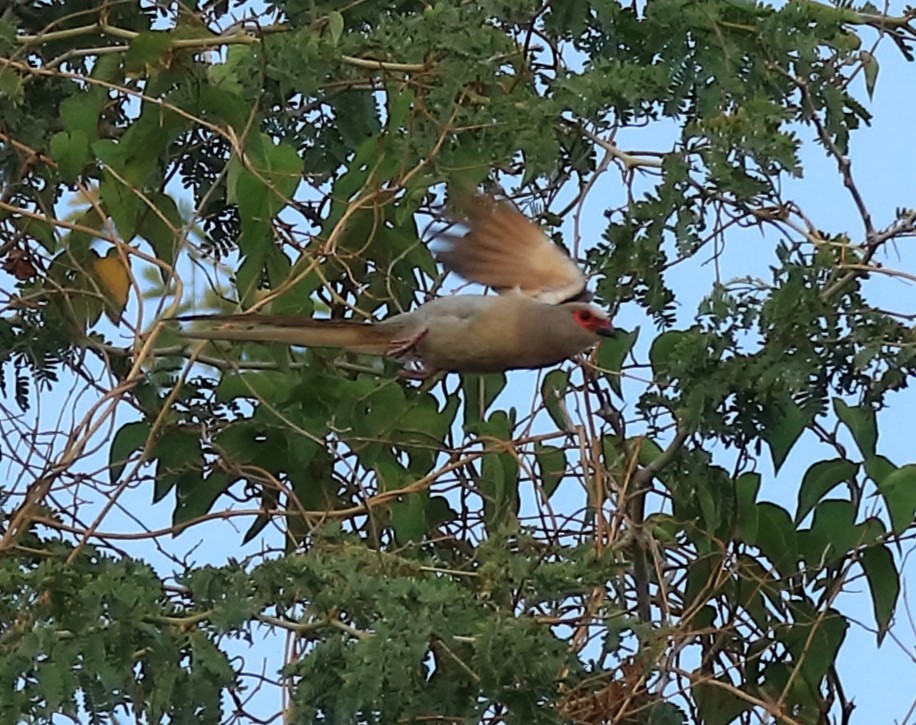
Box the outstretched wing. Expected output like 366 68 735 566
437 195 588 305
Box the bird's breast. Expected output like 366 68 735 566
413 296 598 373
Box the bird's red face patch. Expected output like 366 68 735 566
572 308 614 337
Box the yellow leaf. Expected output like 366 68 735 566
91 247 131 323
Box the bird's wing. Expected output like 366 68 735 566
436 195 587 305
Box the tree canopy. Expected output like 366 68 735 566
1 0 915 722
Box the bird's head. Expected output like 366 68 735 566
570 305 614 337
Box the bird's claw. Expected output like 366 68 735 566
397 364 433 380
387 328 428 358
388 329 434 380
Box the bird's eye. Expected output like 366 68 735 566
578 310 592 321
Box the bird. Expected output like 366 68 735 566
177 194 614 376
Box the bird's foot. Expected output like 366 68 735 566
387 328 428 358
397 364 434 380
389 329 434 380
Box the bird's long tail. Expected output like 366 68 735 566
175 314 396 355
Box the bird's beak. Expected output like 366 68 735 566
596 320 615 337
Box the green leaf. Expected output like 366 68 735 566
864 453 896 483
695 468 724 535
243 487 278 545
216 371 294 404
208 44 250 94
152 428 203 503
332 92 384 154
635 437 664 467
597 326 637 397
99 167 142 242
859 544 899 645
693 678 751 725
861 51 879 100
0 67 23 104
391 493 428 543
258 139 304 205
833 398 877 461
174 471 230 528
138 191 182 281
216 421 284 473
15 215 57 252
734 555 772 631
393 394 458 469
534 444 567 499
374 454 410 492
235 137 303 235
350 382 407 438
326 11 345 45
230 136 302 269
386 86 415 133
90 50 123 83
425 496 458 530
735 472 760 543
462 373 507 428
684 556 720 610
124 31 173 75
234 244 270 305
322 135 379 232
288 444 336 518
37 659 66 711
192 83 250 131
649 329 692 381
479 453 508 531
60 92 104 141
540 369 571 431
798 500 857 569
601 434 624 470
109 420 151 485
49 130 90 183
646 702 687 725
873 464 916 535
763 398 809 472
781 602 847 689
476 412 519 532
442 143 492 193
795 458 858 524
753 503 797 576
